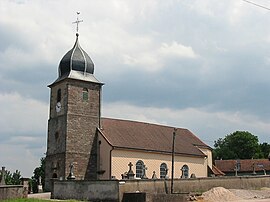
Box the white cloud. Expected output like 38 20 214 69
0 92 47 177
158 41 197 59
0 92 48 135
0 144 42 178
188 0 248 23
121 41 198 72
121 51 161 71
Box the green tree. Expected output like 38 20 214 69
31 157 45 193
213 131 263 160
260 142 270 159
3 169 21 185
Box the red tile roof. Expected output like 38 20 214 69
100 117 210 157
215 159 270 172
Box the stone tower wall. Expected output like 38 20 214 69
45 80 68 191
45 78 102 191
65 79 101 180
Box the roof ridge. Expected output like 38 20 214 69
101 116 188 130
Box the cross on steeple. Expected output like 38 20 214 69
73 12 83 33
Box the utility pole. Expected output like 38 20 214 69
171 128 177 194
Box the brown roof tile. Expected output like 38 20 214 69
100 117 209 157
211 165 225 176
215 159 270 172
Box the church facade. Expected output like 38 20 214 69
44 33 213 191
98 118 213 180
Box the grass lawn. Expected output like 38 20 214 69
2 199 81 202
2 199 49 202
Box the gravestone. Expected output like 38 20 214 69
67 163 75 180
127 162 135 179
121 172 128 179
141 165 148 179
151 171 157 179
190 173 196 178
38 176 43 193
165 168 169 179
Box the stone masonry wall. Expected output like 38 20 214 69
119 175 270 197
53 180 119 201
45 80 69 191
52 176 270 202
66 80 101 180
0 185 25 200
45 78 102 191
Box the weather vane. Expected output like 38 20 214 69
73 12 83 33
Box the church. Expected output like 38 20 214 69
44 29 213 191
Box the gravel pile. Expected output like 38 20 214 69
202 187 242 202
200 187 270 202
230 188 270 200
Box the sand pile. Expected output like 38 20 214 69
230 188 270 200
202 187 242 202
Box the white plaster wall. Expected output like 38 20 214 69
111 149 207 180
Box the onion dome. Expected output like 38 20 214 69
58 33 94 78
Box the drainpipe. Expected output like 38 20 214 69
171 128 177 194
110 147 114 179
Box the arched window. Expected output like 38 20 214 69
57 89 61 102
136 160 144 178
181 165 189 178
160 163 167 178
82 88 88 101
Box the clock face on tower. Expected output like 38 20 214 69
55 102 61 113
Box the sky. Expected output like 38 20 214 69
0 0 270 178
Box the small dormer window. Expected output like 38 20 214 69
57 89 61 102
82 88 88 101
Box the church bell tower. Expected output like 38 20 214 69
44 19 103 190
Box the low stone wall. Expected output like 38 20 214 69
52 176 270 202
119 175 270 201
172 175 270 193
52 180 119 202
0 185 25 200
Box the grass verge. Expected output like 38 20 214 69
2 199 81 202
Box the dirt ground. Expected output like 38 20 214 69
199 187 270 202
